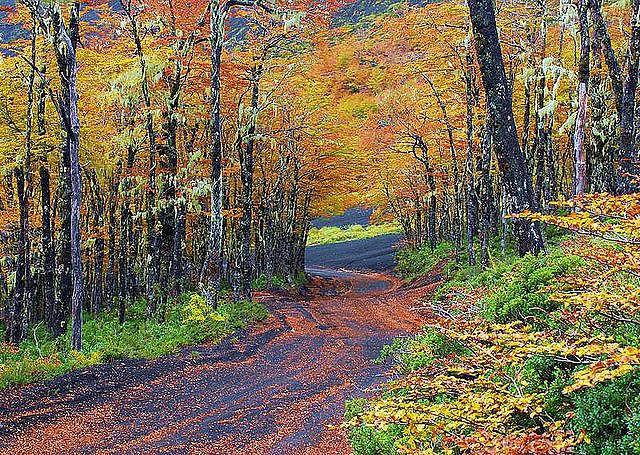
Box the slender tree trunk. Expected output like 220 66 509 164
238 64 262 301
106 174 117 309
423 74 462 259
7 168 26 344
618 0 640 192
65 3 83 351
202 4 226 309
574 0 590 196
40 166 56 333
26 0 85 349
413 137 437 250
465 51 477 265
591 0 640 193
480 118 493 268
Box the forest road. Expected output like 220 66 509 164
0 235 441 455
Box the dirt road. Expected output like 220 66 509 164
0 236 438 454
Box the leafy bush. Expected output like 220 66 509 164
0 295 268 389
252 273 306 290
571 370 640 455
377 328 468 373
348 426 404 455
345 398 404 455
484 252 583 323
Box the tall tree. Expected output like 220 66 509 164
23 0 84 350
574 0 590 196
468 0 545 255
590 0 640 193
201 0 275 307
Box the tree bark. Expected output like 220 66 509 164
468 0 544 255
574 0 590 196
591 0 640 193
480 117 493 268
465 50 477 265
25 0 85 349
201 2 226 308
238 63 262 301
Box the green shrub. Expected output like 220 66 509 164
571 369 640 454
252 273 307 290
345 398 404 455
0 295 268 389
345 397 368 420
377 328 469 373
484 252 583 323
348 426 404 455
396 242 453 280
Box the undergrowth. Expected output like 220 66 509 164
252 272 307 290
0 294 268 390
345 231 624 455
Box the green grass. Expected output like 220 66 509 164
252 272 308 290
0 293 268 390
306 222 402 246
345 397 407 455
396 241 454 280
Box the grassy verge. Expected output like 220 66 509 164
306 222 402 246
252 272 308 291
0 293 268 390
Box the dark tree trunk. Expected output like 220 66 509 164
65 3 84 351
40 166 57 335
106 173 118 308
591 0 640 193
238 64 262 301
468 0 544 255
118 191 130 324
465 51 477 265
414 137 437 250
6 168 27 344
201 4 226 309
24 0 83 347
618 0 640 192
424 75 462 260
88 171 104 314
480 118 493 268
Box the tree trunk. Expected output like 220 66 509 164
591 0 640 193
7 168 26 344
40 166 57 334
574 0 589 196
465 51 477 265
26 0 85 349
201 3 226 309
468 0 544 255
65 4 84 351
423 74 462 259
238 64 262 301
480 118 493 268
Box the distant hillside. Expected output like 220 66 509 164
0 0 26 44
1 0 429 44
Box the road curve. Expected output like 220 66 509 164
0 236 435 455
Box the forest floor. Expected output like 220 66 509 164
0 236 443 454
